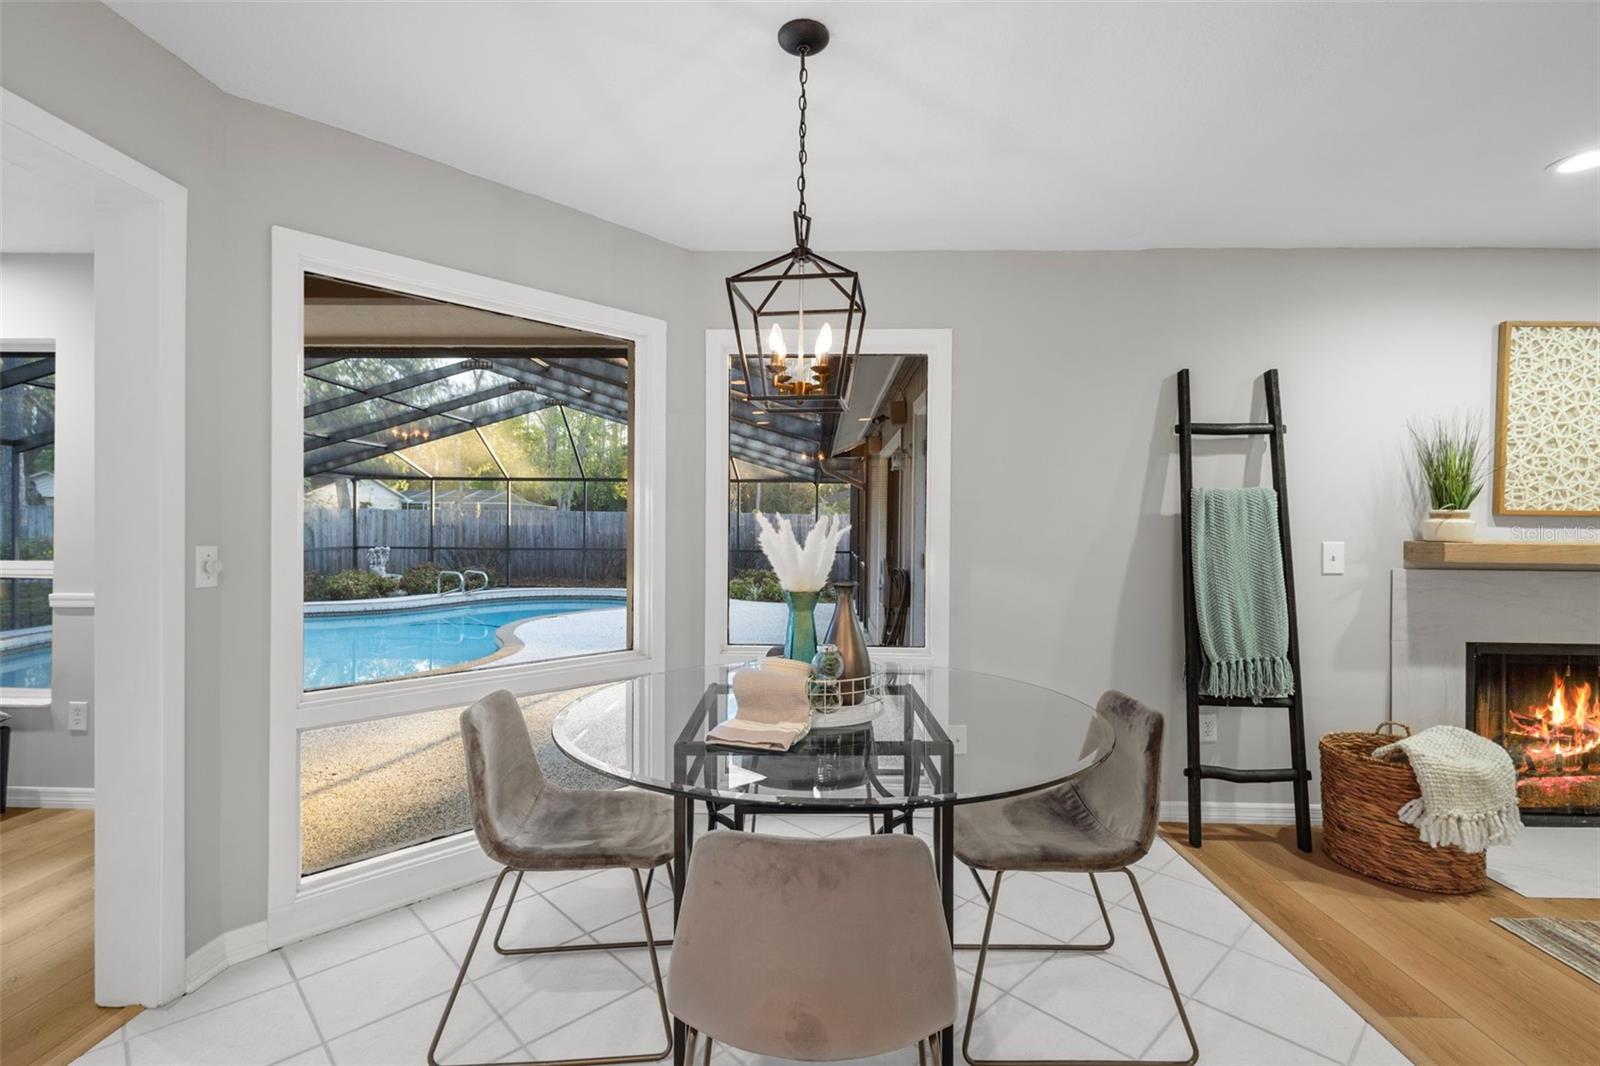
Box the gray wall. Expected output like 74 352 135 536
0 254 95 790
5 2 1597 954
2 1 704 950
691 249 1600 814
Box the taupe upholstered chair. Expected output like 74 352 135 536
955 691 1199 1066
669 832 958 1064
430 690 673 1066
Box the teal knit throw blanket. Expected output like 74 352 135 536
1190 487 1295 699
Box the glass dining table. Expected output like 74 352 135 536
552 664 1114 1065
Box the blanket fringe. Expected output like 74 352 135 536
1199 655 1296 700
1395 797 1523 853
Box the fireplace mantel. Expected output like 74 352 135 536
1403 540 1600 571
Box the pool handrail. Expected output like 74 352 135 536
436 570 467 596
464 569 491 593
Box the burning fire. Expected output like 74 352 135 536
1507 671 1599 773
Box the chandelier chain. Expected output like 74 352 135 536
796 49 809 220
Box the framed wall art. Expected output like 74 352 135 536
1495 321 1600 516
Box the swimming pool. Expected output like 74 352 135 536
0 595 626 693
0 643 51 688
304 594 625 690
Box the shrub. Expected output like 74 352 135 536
16 537 53 561
304 570 330 601
728 569 783 602
321 569 400 601
728 568 840 603
399 563 444 596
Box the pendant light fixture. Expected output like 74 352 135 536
726 18 864 415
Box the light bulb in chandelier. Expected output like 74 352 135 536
767 323 787 369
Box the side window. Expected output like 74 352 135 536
1 351 55 691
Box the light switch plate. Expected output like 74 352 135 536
195 545 221 588
1199 712 1218 744
1321 541 1346 575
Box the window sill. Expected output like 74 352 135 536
0 689 52 710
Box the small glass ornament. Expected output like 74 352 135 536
809 643 845 712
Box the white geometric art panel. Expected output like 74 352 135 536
1495 322 1600 516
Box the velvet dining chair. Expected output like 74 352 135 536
668 831 958 1064
430 689 674 1066
955 690 1200 1066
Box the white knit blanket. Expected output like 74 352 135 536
1372 725 1523 853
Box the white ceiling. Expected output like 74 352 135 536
109 1 1600 251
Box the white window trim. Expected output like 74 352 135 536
5 89 189 1008
268 228 667 945
702 328 952 668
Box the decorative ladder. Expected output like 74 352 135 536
1175 368 1313 853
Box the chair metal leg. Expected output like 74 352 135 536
955 870 1114 952
682 1028 712 1066
493 867 673 955
960 868 1198 1066
970 865 992 904
645 863 674 901
431 867 673 1065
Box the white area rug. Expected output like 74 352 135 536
1488 826 1600 899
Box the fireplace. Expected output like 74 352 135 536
1466 643 1600 826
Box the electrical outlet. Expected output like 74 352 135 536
1321 540 1346 575
948 723 968 755
1199 711 1218 744
68 701 89 733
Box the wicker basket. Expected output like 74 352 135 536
1319 723 1487 894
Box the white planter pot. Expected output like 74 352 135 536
1420 509 1476 542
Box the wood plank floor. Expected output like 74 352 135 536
1161 823 1600 1066
0 807 140 1066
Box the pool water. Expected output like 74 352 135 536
304 596 623 690
0 644 51 688
0 596 624 693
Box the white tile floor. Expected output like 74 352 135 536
75 816 1409 1066
1487 826 1600 899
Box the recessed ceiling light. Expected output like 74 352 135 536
1548 149 1600 174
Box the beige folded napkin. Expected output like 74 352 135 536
707 664 812 751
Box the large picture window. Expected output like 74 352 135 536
300 275 633 693
0 351 55 694
270 231 664 931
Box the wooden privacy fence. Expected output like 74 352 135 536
727 511 852 583
304 501 627 585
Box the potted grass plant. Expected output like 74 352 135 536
1409 415 1489 542
754 512 851 664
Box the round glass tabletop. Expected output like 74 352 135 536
551 664 1114 810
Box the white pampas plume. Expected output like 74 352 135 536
754 512 850 593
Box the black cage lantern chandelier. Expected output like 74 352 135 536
726 19 864 415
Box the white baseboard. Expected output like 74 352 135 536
6 785 94 809
1160 799 1323 826
184 921 269 994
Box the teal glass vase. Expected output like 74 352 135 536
782 589 821 665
